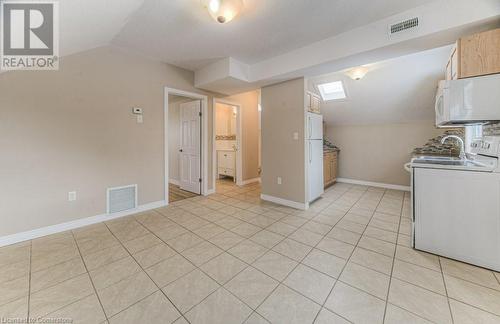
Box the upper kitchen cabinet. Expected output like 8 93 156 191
445 28 500 80
306 91 321 114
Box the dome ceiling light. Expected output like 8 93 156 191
347 67 369 80
204 0 243 24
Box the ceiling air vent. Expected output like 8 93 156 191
107 184 137 214
389 17 419 35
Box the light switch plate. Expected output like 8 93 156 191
68 191 76 202
277 177 282 185
137 115 143 123
293 132 299 140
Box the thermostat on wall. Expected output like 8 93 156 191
132 107 143 115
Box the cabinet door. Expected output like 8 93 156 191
217 151 227 168
323 154 331 185
226 152 235 169
306 92 312 110
331 153 338 181
459 28 500 78
311 95 321 113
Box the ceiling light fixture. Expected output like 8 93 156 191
347 67 368 80
205 0 243 24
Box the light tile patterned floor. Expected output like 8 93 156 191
1 181 500 323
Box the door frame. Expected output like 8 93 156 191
164 87 209 204
212 98 243 187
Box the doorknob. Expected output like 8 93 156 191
179 149 183 152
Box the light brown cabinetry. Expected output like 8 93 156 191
445 28 500 80
306 91 321 114
323 151 338 188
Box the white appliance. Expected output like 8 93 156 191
307 112 324 202
410 136 500 271
435 74 500 127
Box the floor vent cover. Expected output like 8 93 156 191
107 184 137 214
389 17 419 35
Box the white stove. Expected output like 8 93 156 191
410 136 500 271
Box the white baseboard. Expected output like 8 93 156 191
239 177 261 186
0 200 167 248
260 194 308 210
336 178 410 191
169 179 180 186
205 188 216 195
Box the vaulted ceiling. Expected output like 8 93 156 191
44 0 500 95
111 0 436 70
308 45 452 126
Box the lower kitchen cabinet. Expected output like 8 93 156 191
323 151 338 188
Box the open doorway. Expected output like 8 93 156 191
165 88 208 204
213 99 243 191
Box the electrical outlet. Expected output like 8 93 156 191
68 191 77 202
137 115 143 123
293 132 299 140
277 177 282 185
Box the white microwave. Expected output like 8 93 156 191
435 74 500 127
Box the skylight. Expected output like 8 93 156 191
317 81 346 101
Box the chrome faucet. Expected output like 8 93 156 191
441 135 466 160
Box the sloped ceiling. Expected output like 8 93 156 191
110 0 436 70
59 0 145 56
308 45 452 126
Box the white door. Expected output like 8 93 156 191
308 140 324 202
179 100 201 194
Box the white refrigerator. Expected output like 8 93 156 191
307 112 324 202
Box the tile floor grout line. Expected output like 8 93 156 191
381 190 404 324
70 230 109 323
151 183 284 321
256 185 370 324
237 192 350 323
311 186 386 324
102 221 193 324
439 257 456 324
11 183 500 323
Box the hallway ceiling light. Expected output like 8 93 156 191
347 67 368 80
205 0 243 24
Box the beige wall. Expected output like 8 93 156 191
219 90 260 181
0 46 217 237
326 121 444 186
261 78 307 204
